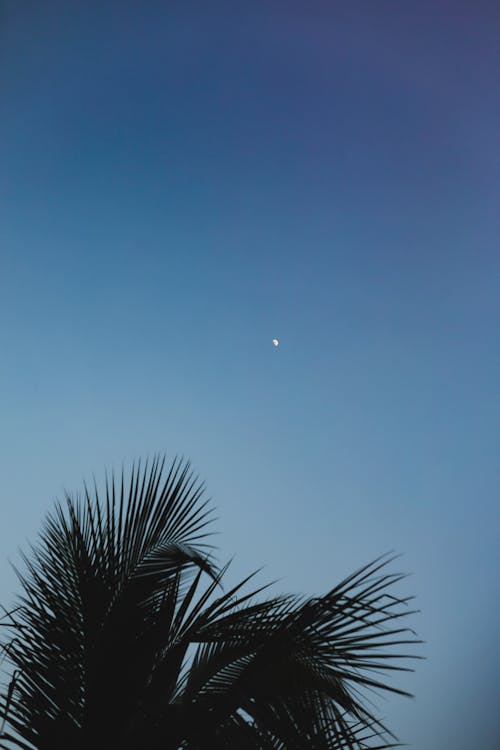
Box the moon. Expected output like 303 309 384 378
272 338 279 347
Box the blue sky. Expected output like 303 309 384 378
1 2 499 747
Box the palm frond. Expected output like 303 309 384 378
0 458 420 750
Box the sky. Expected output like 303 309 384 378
1 1 499 747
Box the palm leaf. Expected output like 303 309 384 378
0 457 420 749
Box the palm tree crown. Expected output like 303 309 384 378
0 457 420 749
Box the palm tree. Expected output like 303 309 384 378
0 457 420 749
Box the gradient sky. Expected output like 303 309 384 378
1 2 499 748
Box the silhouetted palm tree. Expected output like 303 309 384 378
0 457 420 749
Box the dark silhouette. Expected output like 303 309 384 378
0 457 420 749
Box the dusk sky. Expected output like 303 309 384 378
1 2 499 748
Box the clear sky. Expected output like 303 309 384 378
1 2 499 748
